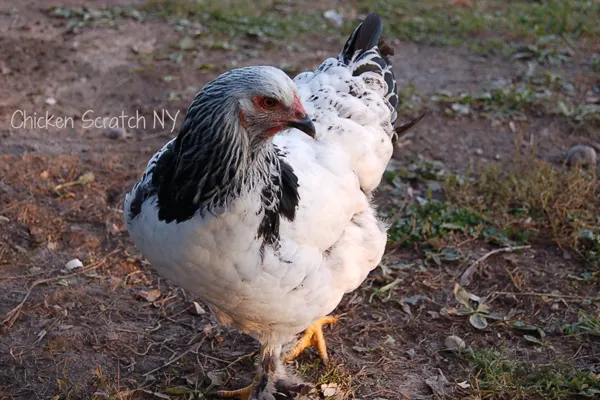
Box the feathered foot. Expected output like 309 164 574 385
284 316 339 364
218 344 311 400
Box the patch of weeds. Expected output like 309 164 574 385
356 0 600 52
388 199 482 245
424 246 462 266
557 102 600 128
431 72 564 118
563 311 600 337
446 157 600 264
511 321 547 345
387 198 518 248
48 6 144 33
467 348 600 399
510 35 574 65
441 284 506 330
432 72 600 127
143 0 335 44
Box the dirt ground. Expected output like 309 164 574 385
1 1 599 399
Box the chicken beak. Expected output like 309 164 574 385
288 115 316 138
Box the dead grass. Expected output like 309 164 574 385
446 155 600 264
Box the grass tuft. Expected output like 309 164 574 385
356 0 600 52
143 0 336 41
468 348 600 399
446 156 600 264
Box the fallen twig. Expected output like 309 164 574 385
494 291 600 302
2 248 120 332
460 245 531 286
143 342 202 377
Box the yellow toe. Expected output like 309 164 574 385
284 315 339 364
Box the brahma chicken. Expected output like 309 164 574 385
125 12 416 399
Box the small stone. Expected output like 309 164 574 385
445 335 466 351
132 40 155 55
65 258 83 271
45 97 57 105
494 154 501 160
474 148 484 156
566 145 596 168
0 215 9 224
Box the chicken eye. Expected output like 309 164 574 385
260 97 278 109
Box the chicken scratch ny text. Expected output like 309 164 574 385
10 109 181 133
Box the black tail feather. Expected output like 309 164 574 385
392 112 427 144
340 12 383 63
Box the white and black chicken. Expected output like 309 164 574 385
125 12 418 399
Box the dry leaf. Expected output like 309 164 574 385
136 289 161 302
188 301 206 315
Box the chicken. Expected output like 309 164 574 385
125 12 404 399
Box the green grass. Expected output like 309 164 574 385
143 0 336 42
468 348 600 399
356 0 600 52
387 199 522 248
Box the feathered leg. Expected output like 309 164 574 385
283 315 339 364
218 344 311 400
